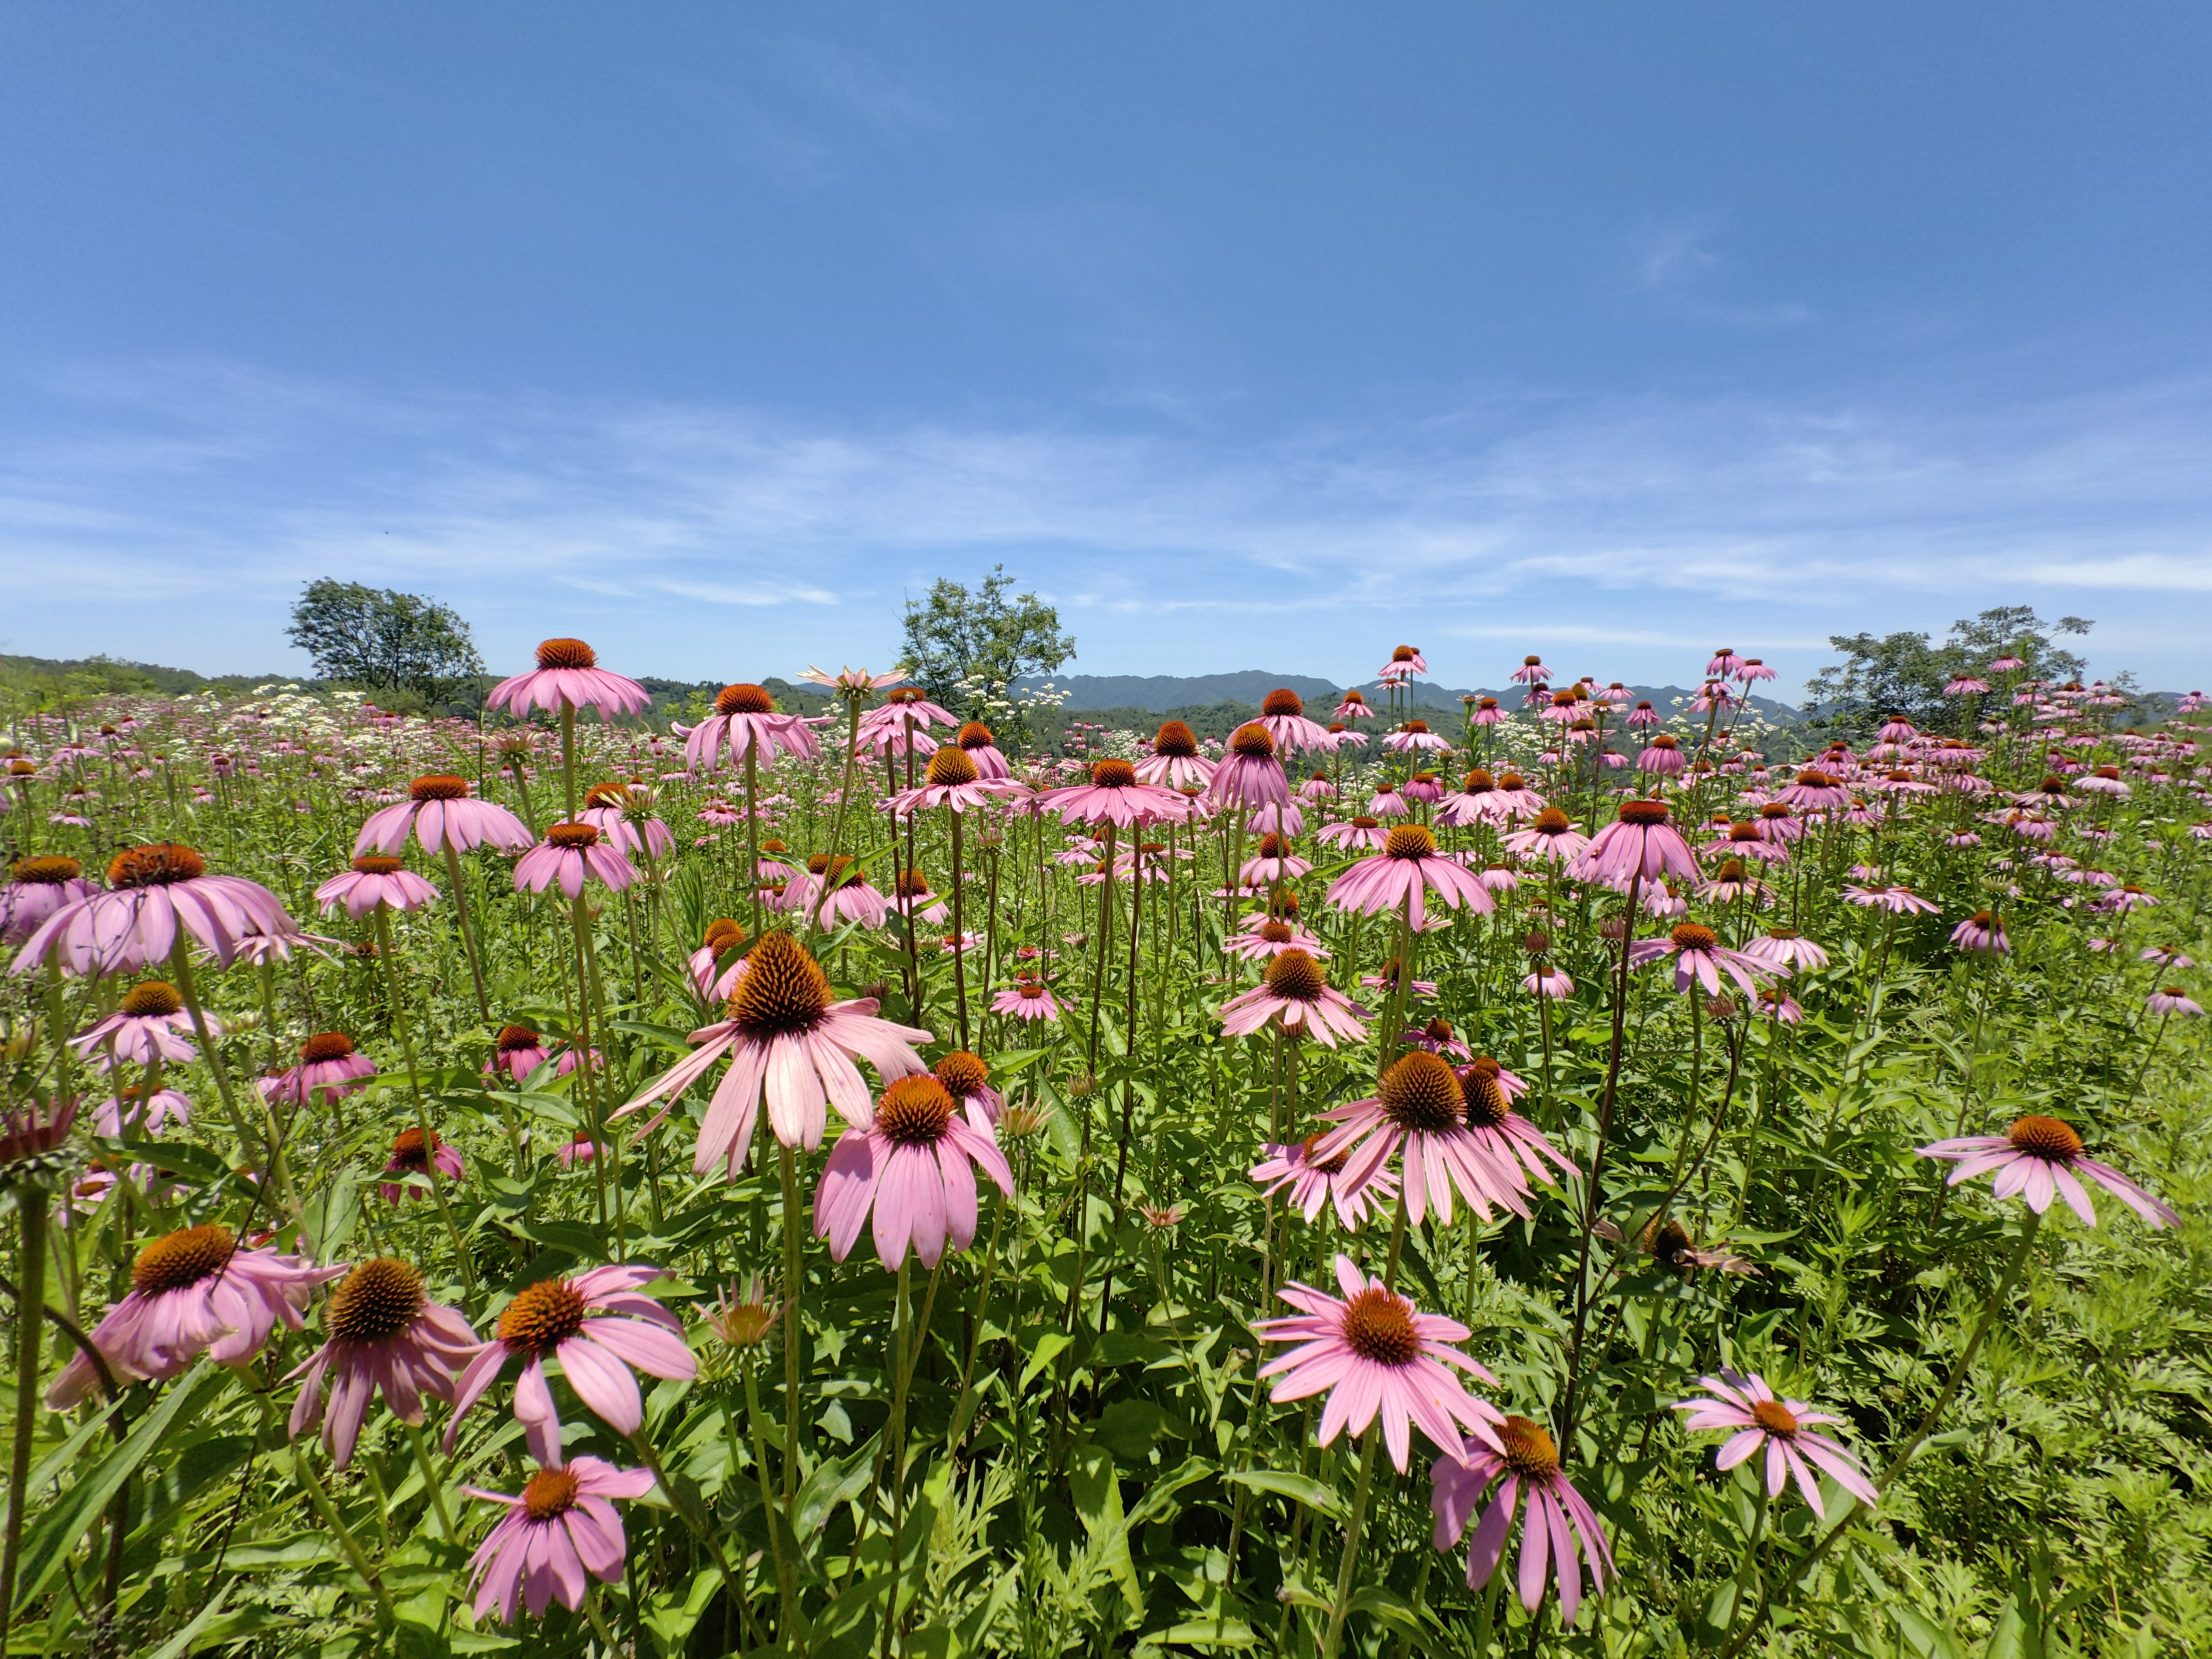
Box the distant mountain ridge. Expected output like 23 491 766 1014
1018 670 1805 722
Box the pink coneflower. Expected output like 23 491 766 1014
514 822 635 898
885 745 1030 817
684 682 819 772
1251 1132 1398 1228
1629 923 1772 997
1573 800 1698 892
787 854 889 928
1402 770 1446 806
1743 926 1829 973
2139 944 2197 969
1468 696 1505 726
954 720 1013 780
1333 692 1373 722
262 1032 377 1107
1318 815 1389 853
1949 909 2009 956
47 1224 342 1406
1385 719 1451 755
1248 798 1304 836
1705 648 1745 679
1134 720 1217 789
1736 657 1776 685
557 1133 601 1168
2098 884 2158 914
1756 985 1803 1024
448 1265 696 1463
286 1256 478 1466
1636 734 1686 776
2 854 95 944
1523 964 1574 999
1945 675 1991 696
1218 949 1370 1048
2147 987 2202 1017
1208 723 1292 812
1224 915 1330 962
1430 1417 1613 1627
94 1085 190 1136
70 979 199 1069
315 853 440 919
577 783 676 860
1238 832 1311 886
464 1458 657 1623
1326 824 1495 927
813 1075 1013 1270
1990 654 2027 673
1918 1116 2179 1226
1456 1062 1577 1189
1672 1370 1878 1519
354 775 532 858
1367 786 1410 818
1620 700 1658 729
1501 807 1590 866
484 1024 589 1084
1256 1254 1501 1471
688 918 749 1001
993 977 1063 1021
1043 757 1192 827
1254 689 1337 756
1509 655 1549 685
620 931 930 1167
13 842 297 977
887 870 951 925
380 1126 466 1203
1380 645 1430 682
487 638 651 720
933 1049 1002 1125
1778 768 1851 814
1843 882 1939 915
1315 1051 1530 1225
1299 771 1338 802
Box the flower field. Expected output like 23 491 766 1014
1 639 2207 1657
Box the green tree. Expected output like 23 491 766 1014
1805 604 2096 739
284 580 485 707
897 566 1075 719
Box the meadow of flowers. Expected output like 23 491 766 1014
1 637 2207 1657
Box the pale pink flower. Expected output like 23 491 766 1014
464 1458 657 1623
1223 914 1330 961
1456 1062 1578 1189
1949 910 2009 956
1522 965 1574 1000
1672 1370 1879 1519
514 823 635 897
1250 1133 1398 1229
1317 815 1389 853
287 1256 478 1465
2148 986 2203 1017
94 1085 191 1136
1 854 96 944
1325 824 1495 927
993 979 1063 1021
353 775 532 858
1254 690 1338 756
1705 649 1746 679
380 1127 466 1204
1385 719 1452 754
1313 1052 1531 1225
487 639 651 719
1509 655 1549 685
1210 724 1292 811
315 853 440 918
884 746 1032 817
484 1024 590 1084
1043 757 1192 827
683 683 819 771
1218 949 1370 1048
1430 1418 1613 1627
70 979 198 1068
261 1032 376 1107
1742 927 1829 973
1636 735 1686 776
814 1076 1014 1270
1918 1116 2179 1227
1628 922 1772 997
1501 808 1589 865
1844 882 1939 915
13 843 297 977
1135 720 1217 790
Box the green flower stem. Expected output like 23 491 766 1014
1318 1425 1381 1659
373 904 476 1291
439 840 490 1021
399 1419 456 1544
292 1447 395 1626
0 1183 48 1659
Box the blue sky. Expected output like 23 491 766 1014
4 3 2210 694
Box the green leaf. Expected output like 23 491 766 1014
114 1137 232 1186
1093 1398 1169 1462
1226 1468 1346 1520
1144 1618 1259 1648
1021 1331 1074 1388
794 1440 878 1541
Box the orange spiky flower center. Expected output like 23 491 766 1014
727 932 831 1036
1749 1399 1800 1437
497 1278 588 1355
522 1467 582 1522
1152 720 1199 758
1671 924 1717 953
1377 1051 1463 1134
958 721 995 749
496 1025 543 1052
535 638 597 670
927 748 980 787
1497 1415 1560 1479
132 1224 235 1295
326 1257 426 1344
121 981 183 1018
1384 824 1437 860
547 822 599 850
875 1076 956 1146
1261 689 1304 717
1618 799 1670 827
107 844 206 889
11 856 80 884
934 1051 990 1100
1263 948 1326 1002
2007 1115 2083 1160
1228 723 1276 760
299 1032 356 1063
716 683 774 715
1340 1287 1420 1365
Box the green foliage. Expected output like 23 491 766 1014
284 579 485 706
1805 604 2097 739
898 565 1075 717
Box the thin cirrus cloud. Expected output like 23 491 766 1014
1 356 2209 683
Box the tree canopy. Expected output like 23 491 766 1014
1804 604 2097 738
896 566 1074 716
284 580 485 707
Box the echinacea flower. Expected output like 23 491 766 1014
954 721 1013 780
1255 689 1338 756
287 1256 479 1465
1742 926 1829 973
619 931 931 1167
1135 720 1216 790
464 1459 657 1623
1456 1063 1578 1189
1949 909 2009 956
483 1024 589 1084
315 853 440 918
1314 1051 1530 1226
1917 1116 2179 1227
1573 801 1698 893
2147 986 2203 1017
1522 964 1574 999
447 1265 697 1464
1382 644 1431 682
1628 923 1772 997
380 1126 466 1203
70 979 198 1069
992 978 1062 1021
1672 1370 1879 1519
487 638 651 720
1217 948 1370 1048
1250 1132 1398 1229
1430 1417 1613 1627
515 822 635 898
1042 757 1191 827
1210 724 1292 811
13 842 298 977
262 1031 376 1107
48 1224 342 1406
1500 808 1589 865
353 775 532 858
813 1075 1014 1270
1 854 95 944
94 1085 190 1136
683 682 819 772
1255 1254 1502 1471
1317 815 1389 852
1326 824 1495 927
1844 882 1939 915
884 745 1030 817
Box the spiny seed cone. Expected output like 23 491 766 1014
875 1076 956 1145
1339 1287 1420 1365
2038 776 2067 794
132 1224 234 1295
1401 719 1431 734
583 782 629 808
1461 1068 1510 1128
728 933 831 1036
1671 924 1717 952
1255 833 1288 859
121 981 183 1018
1647 1218 1692 1262
1462 769 1495 791
1384 824 1436 860
11 856 80 884
2094 765 2121 780
1497 773 1527 790
927 747 980 786
522 1468 581 1521
894 868 933 899
1351 816 1380 830
1797 769 1839 787
107 844 206 889
1766 926 1800 940
1970 909 1998 927
1228 723 1276 759
1749 1399 1800 1436
1261 689 1304 717
1523 931 1551 955
2008 1115 2083 1159
889 686 926 705
409 773 470 801
1258 921 1294 943
1729 823 1759 842
535 638 597 669
299 1032 356 1063
1152 720 1199 757
1263 948 1326 1001
547 822 599 849
326 1258 426 1344
703 919 745 952
716 682 774 715
1617 800 1670 827
497 1278 587 1354
389 1126 437 1166
1716 860 1747 883
1089 758 1137 787
497 1025 542 1051
1424 1017 1454 1041
1496 1415 1560 1479
1269 892 1302 917
957 721 995 749
1759 803 1794 821
1649 734 1679 750
1395 646 1420 663
1532 808 1572 834
351 854 405 875
934 1051 990 1099
1377 1051 1463 1133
